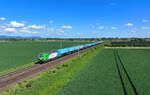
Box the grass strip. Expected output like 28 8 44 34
1 45 103 95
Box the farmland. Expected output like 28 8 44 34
118 49 150 95
0 41 88 73
57 49 150 95
0 42 150 95
57 49 123 95
1 45 104 95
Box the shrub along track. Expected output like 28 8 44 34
114 49 138 95
0 44 101 93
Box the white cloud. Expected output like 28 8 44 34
125 23 133 27
0 17 6 21
98 26 104 30
4 28 16 32
128 27 150 33
47 28 64 33
20 27 39 34
28 25 45 29
142 19 148 23
22 27 28 30
141 26 149 30
32 31 38 34
20 27 31 33
46 28 65 37
9 21 24 27
62 25 72 29
49 20 54 24
111 27 117 30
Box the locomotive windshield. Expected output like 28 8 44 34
39 54 43 57
39 54 44 60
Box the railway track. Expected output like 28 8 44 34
114 49 138 95
0 44 100 93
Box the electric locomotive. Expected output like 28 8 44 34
38 41 102 63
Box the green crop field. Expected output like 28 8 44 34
1 44 150 95
1 45 103 95
0 41 88 72
57 49 123 95
118 49 150 95
57 49 150 95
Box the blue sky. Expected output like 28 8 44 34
0 0 150 38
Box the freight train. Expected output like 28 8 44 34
38 41 102 63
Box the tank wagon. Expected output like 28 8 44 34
38 41 102 63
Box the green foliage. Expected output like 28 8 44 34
111 41 150 47
103 41 111 47
1 45 103 95
0 41 88 73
